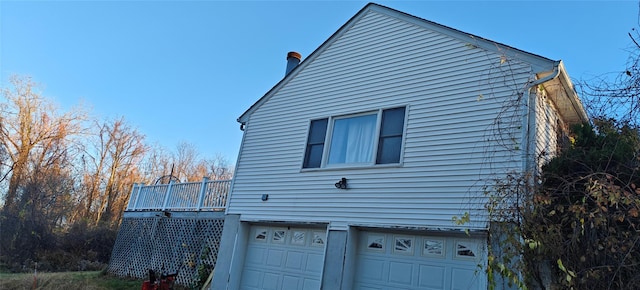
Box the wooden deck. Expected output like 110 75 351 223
126 178 230 212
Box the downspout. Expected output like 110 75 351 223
523 61 561 193
512 61 561 290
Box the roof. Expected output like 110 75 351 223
237 2 588 124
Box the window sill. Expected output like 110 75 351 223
300 162 403 172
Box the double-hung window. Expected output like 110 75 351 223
303 106 406 168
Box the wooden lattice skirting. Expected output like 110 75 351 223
108 212 225 287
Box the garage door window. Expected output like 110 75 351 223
254 228 268 241
367 234 385 251
455 241 477 258
291 231 306 245
393 236 414 255
423 239 445 257
273 229 286 243
312 231 326 247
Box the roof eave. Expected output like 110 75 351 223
237 3 583 124
539 61 589 125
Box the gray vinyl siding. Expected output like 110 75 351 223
229 10 537 230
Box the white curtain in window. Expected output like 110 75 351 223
328 114 376 164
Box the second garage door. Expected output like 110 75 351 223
354 231 487 290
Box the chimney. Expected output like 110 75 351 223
285 51 301 75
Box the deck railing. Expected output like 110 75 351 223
126 178 231 211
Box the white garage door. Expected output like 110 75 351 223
355 231 486 290
240 225 327 290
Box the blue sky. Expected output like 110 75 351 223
1 1 637 162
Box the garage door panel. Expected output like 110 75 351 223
284 250 305 269
451 267 482 290
242 269 263 289
282 275 301 289
357 284 413 290
357 257 386 281
245 246 267 264
302 278 320 290
266 248 285 266
418 264 445 289
262 272 279 290
306 253 324 272
388 261 413 285
354 284 384 290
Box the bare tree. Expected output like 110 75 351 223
140 142 234 185
0 75 85 210
139 144 174 184
173 141 202 182
88 118 147 225
579 25 640 126
0 75 84 263
205 153 234 180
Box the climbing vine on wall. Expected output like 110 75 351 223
483 119 640 290
461 32 640 289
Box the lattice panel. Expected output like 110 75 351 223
108 216 225 287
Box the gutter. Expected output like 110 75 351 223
522 61 561 188
529 61 561 88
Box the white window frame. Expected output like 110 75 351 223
324 110 380 168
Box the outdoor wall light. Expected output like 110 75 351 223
163 210 172 218
335 178 348 189
261 194 269 201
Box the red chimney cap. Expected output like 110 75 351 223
287 51 301 60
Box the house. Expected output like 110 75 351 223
212 3 588 290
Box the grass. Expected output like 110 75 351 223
0 271 143 290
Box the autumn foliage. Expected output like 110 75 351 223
0 75 233 272
522 119 640 289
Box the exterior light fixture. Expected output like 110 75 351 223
335 177 348 189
